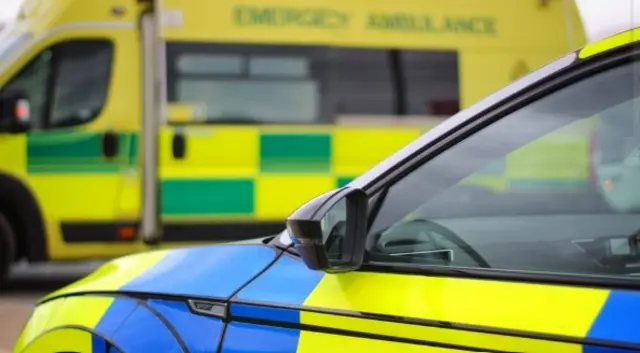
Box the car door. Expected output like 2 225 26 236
228 42 640 352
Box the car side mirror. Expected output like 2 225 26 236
286 187 368 273
0 92 30 133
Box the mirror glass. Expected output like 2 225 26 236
14 98 30 123
608 237 632 256
320 197 349 261
0 94 30 132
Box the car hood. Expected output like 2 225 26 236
42 244 279 302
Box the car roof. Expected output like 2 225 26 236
350 26 640 191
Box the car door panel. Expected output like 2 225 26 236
232 254 636 353
220 320 496 353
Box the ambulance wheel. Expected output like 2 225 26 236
0 213 15 289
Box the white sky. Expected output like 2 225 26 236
0 0 21 22
0 0 639 42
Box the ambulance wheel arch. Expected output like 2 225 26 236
0 172 48 265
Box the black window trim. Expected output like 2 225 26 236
359 44 640 290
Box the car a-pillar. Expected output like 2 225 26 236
0 173 48 288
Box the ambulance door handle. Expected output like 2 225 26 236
102 131 118 158
172 132 186 159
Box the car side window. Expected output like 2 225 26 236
366 57 640 279
1 39 113 130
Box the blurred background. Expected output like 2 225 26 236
0 0 639 351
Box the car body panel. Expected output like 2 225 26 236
15 295 223 353
43 244 278 302
21 249 634 353
579 27 640 59
17 244 279 353
232 254 639 352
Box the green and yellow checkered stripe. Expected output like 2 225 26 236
157 126 426 220
24 119 595 222
25 126 426 221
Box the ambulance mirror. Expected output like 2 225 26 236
0 91 30 133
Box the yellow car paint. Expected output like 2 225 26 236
301 272 608 353
580 27 640 59
14 296 113 352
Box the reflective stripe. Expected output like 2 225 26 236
579 27 640 59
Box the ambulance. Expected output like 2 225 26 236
0 0 585 284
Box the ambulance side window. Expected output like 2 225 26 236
165 42 461 124
0 39 113 130
1 49 52 129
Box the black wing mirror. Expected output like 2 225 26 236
286 187 368 273
0 92 30 133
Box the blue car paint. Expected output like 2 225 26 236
121 244 278 299
220 321 300 353
81 244 283 353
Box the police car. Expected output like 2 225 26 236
12 28 640 353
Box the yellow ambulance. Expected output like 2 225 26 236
0 0 585 283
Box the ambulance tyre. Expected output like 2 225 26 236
0 213 15 289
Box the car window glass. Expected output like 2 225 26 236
367 59 640 279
